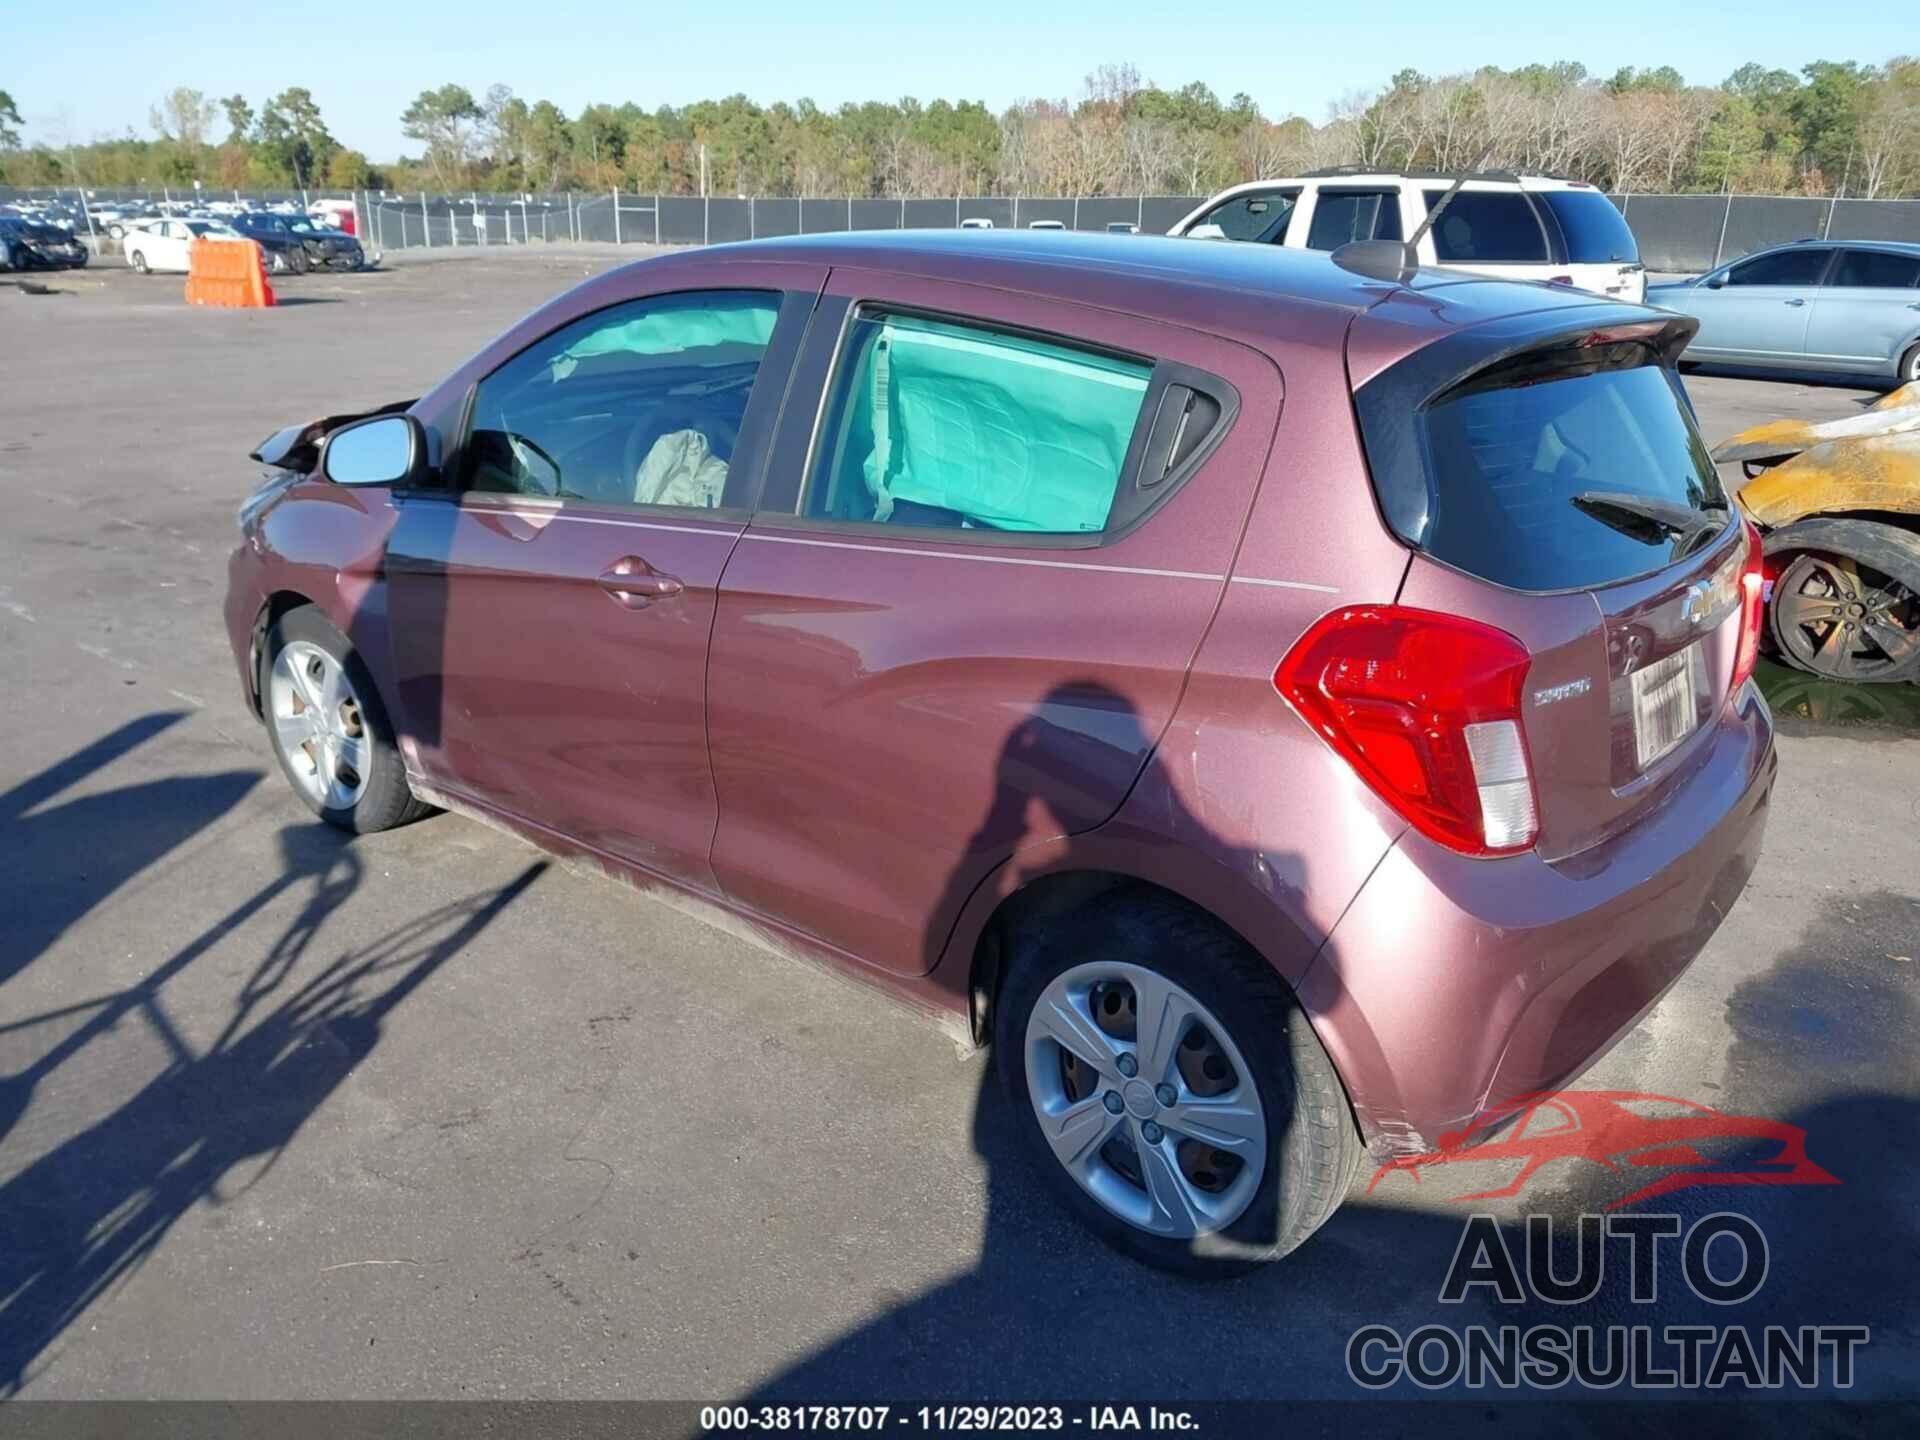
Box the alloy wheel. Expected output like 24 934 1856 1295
1773 550 1920 682
268 640 371 810
1024 960 1267 1239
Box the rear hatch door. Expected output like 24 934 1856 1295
1357 308 1748 861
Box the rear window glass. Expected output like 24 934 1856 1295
1831 249 1920 289
1536 190 1640 264
805 311 1151 534
1418 363 1727 591
1423 190 1551 263
1305 191 1401 250
1192 190 1299 243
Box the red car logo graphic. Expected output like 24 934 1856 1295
1367 1091 1839 1209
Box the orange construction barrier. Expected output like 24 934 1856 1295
184 236 275 308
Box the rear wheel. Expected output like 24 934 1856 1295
287 246 310 275
262 606 432 831
1900 342 1920 387
1770 541 1920 684
129 250 148 274
995 891 1361 1277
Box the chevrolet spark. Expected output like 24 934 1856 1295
226 231 1775 1275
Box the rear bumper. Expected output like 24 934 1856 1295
1300 684 1776 1158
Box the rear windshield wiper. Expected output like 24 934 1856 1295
1572 491 1725 551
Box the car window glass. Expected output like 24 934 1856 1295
803 310 1151 535
1305 191 1401 250
1830 249 1920 289
464 290 780 510
1726 249 1831 287
1194 189 1300 243
1417 363 1725 591
1422 190 1551 263
1535 190 1640 264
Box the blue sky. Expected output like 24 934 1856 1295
10 1 1910 159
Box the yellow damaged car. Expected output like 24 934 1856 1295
1716 383 1920 683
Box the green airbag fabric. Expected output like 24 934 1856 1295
855 316 1149 532
553 303 776 377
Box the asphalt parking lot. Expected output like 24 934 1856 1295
2 250 1916 1421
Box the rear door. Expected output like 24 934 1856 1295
384 278 818 894
1356 317 1748 860
1298 187 1404 252
704 270 1280 975
1803 248 1920 375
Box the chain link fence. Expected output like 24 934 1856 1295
6 185 1919 272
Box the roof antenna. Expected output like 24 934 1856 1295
1333 143 1497 284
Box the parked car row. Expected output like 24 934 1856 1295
226 229 1775 1275
116 212 369 275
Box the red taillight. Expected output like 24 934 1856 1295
1274 607 1539 857
1732 519 1766 692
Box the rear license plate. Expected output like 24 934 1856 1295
1631 643 1704 769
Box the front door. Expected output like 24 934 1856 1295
1689 247 1831 363
704 270 1283 975
385 283 816 894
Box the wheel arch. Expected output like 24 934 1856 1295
247 588 321 718
948 848 1323 1050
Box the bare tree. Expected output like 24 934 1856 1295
1855 59 1920 198
149 87 217 146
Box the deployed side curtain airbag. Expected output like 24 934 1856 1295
854 317 1150 533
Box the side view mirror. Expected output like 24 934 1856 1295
320 413 428 487
1705 273 1727 289
1185 223 1228 241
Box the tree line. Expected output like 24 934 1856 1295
3 57 1917 199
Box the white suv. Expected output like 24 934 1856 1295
1171 170 1646 303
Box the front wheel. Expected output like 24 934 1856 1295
287 246 310 275
129 250 148 274
262 605 432 831
1769 529 1920 684
995 891 1361 1277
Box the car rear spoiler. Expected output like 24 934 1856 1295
249 399 417 474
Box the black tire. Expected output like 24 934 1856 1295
1900 342 1920 389
994 890 1362 1277
129 250 148 274
1765 520 1920 684
262 605 433 832
287 246 310 275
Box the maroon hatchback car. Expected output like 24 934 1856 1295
225 231 1774 1274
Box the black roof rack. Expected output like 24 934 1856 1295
1299 166 1525 183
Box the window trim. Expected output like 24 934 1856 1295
424 285 810 519
762 299 1237 551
